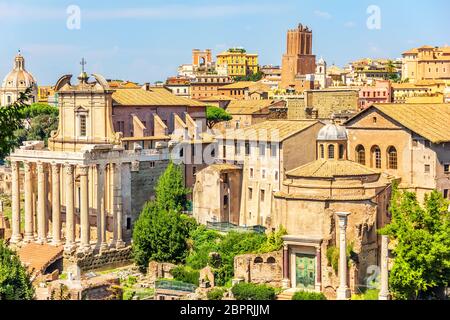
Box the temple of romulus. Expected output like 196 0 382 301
7 70 201 256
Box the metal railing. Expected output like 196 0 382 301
206 221 266 234
155 280 197 293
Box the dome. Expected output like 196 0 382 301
317 123 347 141
1 53 37 89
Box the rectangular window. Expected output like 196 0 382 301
425 164 431 173
270 144 277 157
260 189 265 202
259 143 266 156
234 141 240 155
245 142 251 155
261 169 266 179
79 115 87 137
223 145 227 158
223 195 229 208
150 161 155 168
444 189 449 199
274 170 279 181
248 188 253 200
444 164 449 173
250 168 254 178
126 217 131 230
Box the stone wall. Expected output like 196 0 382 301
64 246 133 272
147 261 177 282
234 250 283 287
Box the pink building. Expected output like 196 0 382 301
359 80 392 109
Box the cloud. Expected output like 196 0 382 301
0 2 286 21
344 21 356 28
314 10 332 19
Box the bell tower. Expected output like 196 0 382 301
281 23 316 89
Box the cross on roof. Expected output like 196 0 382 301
80 58 87 73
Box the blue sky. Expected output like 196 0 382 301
0 0 449 85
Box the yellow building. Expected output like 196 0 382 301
216 48 259 77
402 45 450 83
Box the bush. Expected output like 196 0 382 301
351 289 379 300
292 291 327 300
170 266 200 286
231 282 276 300
207 287 226 300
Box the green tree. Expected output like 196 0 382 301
0 241 35 300
132 202 192 272
380 187 450 300
206 106 232 129
0 87 33 161
15 103 59 146
154 161 190 212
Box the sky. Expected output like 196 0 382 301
0 0 449 85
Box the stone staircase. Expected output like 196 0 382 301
276 289 297 300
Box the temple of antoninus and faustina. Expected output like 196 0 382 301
7 71 186 254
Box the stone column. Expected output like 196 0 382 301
379 235 390 300
10 161 22 243
315 245 322 292
36 162 47 244
79 165 90 251
114 163 125 249
23 161 34 242
336 211 351 300
64 164 76 251
51 163 61 245
96 163 108 251
282 243 290 288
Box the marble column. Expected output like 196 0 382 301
282 243 290 288
96 164 108 251
379 235 391 300
336 211 351 300
23 161 34 243
315 245 322 292
79 165 90 250
51 163 61 245
64 164 76 251
114 163 125 249
10 161 22 243
36 162 47 244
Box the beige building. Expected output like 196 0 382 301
1 52 38 106
272 124 392 298
402 46 450 83
6 68 209 259
212 120 324 228
345 103 450 201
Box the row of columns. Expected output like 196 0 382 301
9 160 125 252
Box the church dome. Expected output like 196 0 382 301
317 123 347 141
1 52 37 89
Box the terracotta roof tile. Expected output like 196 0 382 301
112 88 206 107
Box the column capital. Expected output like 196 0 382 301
23 161 32 172
10 160 20 170
36 161 46 173
78 165 89 176
64 163 74 175
51 162 60 172
336 211 351 228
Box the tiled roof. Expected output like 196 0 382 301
226 100 275 115
112 88 206 107
286 159 380 178
219 81 257 90
18 243 64 275
199 95 236 101
372 103 450 143
209 163 241 171
217 120 320 142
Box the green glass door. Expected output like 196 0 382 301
295 254 316 290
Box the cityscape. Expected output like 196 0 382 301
0 0 449 308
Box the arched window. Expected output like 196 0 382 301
371 146 382 169
319 144 324 159
339 144 345 159
328 145 335 159
356 145 366 165
254 257 263 264
266 257 276 264
387 146 398 169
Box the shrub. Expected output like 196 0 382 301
231 282 276 300
351 289 379 300
207 287 226 300
170 266 200 286
292 291 327 300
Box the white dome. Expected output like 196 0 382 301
1 53 37 89
317 123 347 141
